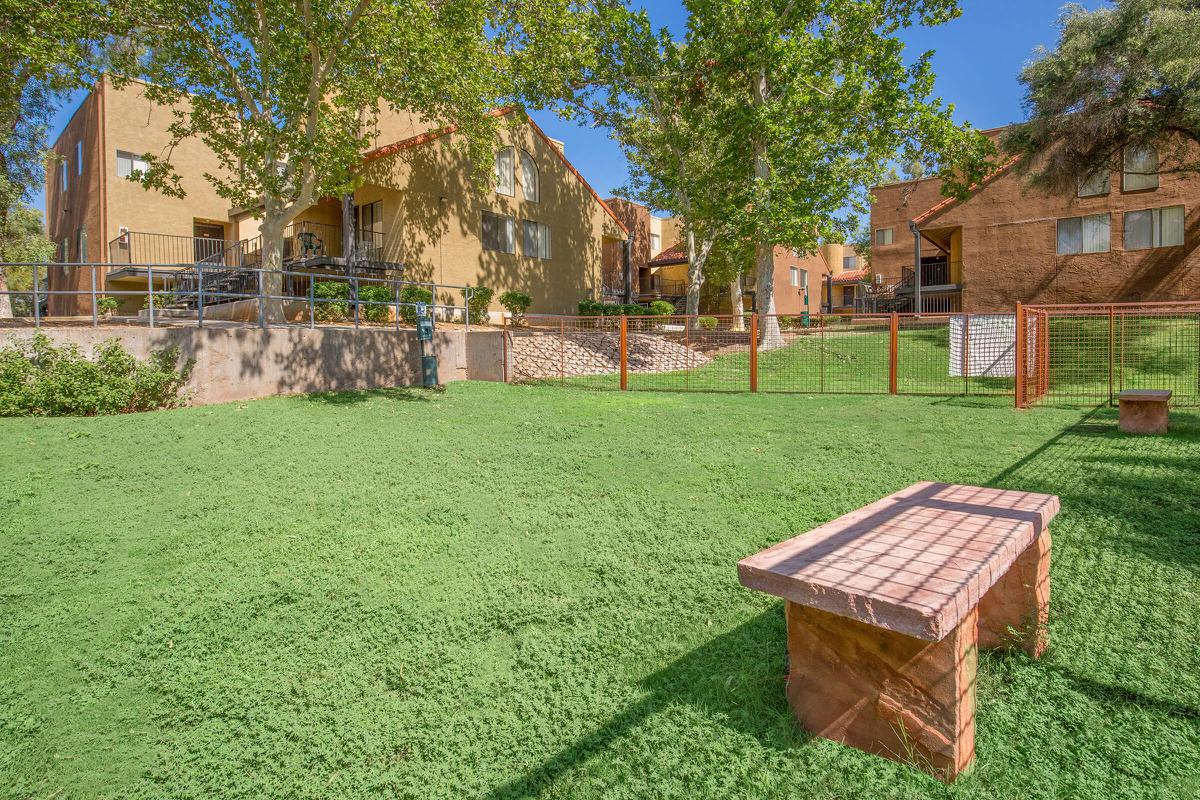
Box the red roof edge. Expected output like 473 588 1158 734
912 155 1022 227
648 241 687 266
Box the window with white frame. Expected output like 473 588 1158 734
789 266 799 286
1123 145 1159 191
60 161 67 192
843 255 857 269
874 227 893 246
522 219 552 260
800 268 808 289
116 150 148 178
495 147 515 196
1056 213 1110 255
519 150 539 203
1077 170 1109 197
649 233 661 254
1124 206 1185 250
76 141 83 175
482 210 515 253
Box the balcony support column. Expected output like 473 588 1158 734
909 220 922 314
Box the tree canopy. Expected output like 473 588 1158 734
1004 0 1200 193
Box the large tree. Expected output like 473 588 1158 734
118 0 514 320
683 0 992 346
1004 0 1200 194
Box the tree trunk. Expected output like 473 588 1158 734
685 227 703 318
729 277 744 330
259 210 287 324
751 68 783 349
0 267 12 318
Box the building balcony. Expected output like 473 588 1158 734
896 261 963 294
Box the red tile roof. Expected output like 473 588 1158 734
912 155 1022 227
831 267 869 284
360 108 629 236
648 241 687 266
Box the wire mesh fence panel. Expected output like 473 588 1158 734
758 315 892 394
1025 303 1200 406
627 315 750 392
896 314 1017 396
507 315 625 390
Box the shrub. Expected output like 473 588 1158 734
358 285 393 324
648 300 675 316
578 299 605 316
399 285 434 324
0 332 194 416
313 281 349 322
465 286 493 325
141 291 172 310
97 297 120 316
697 316 718 330
499 290 531 322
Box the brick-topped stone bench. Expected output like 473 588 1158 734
1118 389 1171 434
737 482 1059 781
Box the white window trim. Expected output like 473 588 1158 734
495 147 515 197
482 210 515 254
1124 205 1185 251
1123 145 1159 192
519 149 539 203
789 266 799 287
1056 213 1111 255
874 227 893 246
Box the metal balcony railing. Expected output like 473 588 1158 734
900 261 960 290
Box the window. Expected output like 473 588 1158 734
799 268 808 289
355 200 383 255
1057 213 1111 255
75 226 87 262
116 150 148 178
495 147 515 196
874 227 893 246
1077 170 1108 197
519 150 539 202
1124 206 1185 250
649 233 661 254
522 220 552 260
60 161 68 192
841 286 855 306
843 255 857 269
789 266 799 286
76 141 83 175
1123 145 1159 191
482 211 515 253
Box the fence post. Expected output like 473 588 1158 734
501 313 509 383
1015 303 1025 408
1107 304 1115 406
749 313 759 392
32 265 41 328
962 313 970 396
197 266 205 328
309 278 315 329
90 267 98 328
394 284 401 331
559 318 565 385
619 315 628 391
147 265 155 328
465 287 472 333
353 275 360 329
257 269 265 329
888 312 898 395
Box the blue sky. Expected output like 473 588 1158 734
38 0 1107 211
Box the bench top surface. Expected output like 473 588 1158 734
737 482 1060 642
1118 389 1172 401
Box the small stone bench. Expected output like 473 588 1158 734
737 482 1059 781
1118 389 1171 434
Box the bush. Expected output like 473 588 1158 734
97 297 120 316
399 285 433 324
313 281 350 322
141 291 172 310
0 332 194 416
499 290 532 322
576 300 655 317
648 300 675 316
358 284 393 324
697 316 718 330
465 286 493 325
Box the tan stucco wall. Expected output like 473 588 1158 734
2 325 506 405
359 114 625 314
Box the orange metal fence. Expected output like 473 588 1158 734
1017 301 1200 408
505 313 1018 397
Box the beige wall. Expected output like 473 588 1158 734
359 113 625 315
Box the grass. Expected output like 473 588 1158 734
2 383 1199 799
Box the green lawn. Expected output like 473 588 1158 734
2 383 1199 799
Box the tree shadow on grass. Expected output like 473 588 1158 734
297 386 440 405
484 610 804 799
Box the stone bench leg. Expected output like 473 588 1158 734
785 601 978 782
1119 400 1169 434
978 529 1051 658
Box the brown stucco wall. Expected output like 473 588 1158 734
2 325 506 405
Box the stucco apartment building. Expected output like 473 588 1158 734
601 198 681 300
45 78 628 317
870 131 1200 312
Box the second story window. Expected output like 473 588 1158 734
1077 170 1109 197
76 141 83 175
650 233 661 254
1057 213 1110 255
1123 145 1159 191
60 161 68 192
495 147 515 196
116 150 148 178
874 227 893 246
519 150 539 202
482 210 514 253
800 268 808 289
522 220 551 260
1124 206 1185 250
790 266 799 286
843 255 857 270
